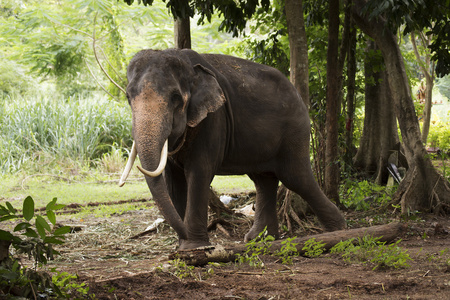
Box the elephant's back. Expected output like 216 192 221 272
202 53 305 115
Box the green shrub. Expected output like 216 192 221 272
427 120 450 152
236 228 275 268
340 180 395 211
0 196 76 298
330 235 412 270
302 238 326 258
0 95 132 174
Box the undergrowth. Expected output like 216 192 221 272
340 179 397 211
236 229 412 271
0 95 132 174
330 235 412 270
0 196 88 298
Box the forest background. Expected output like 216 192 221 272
1 0 449 216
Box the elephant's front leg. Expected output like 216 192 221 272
179 173 212 250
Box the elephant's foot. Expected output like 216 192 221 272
321 213 347 232
178 239 211 250
244 223 279 243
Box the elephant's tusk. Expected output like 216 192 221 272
118 141 138 187
137 139 168 178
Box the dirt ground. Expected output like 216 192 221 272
34 197 450 300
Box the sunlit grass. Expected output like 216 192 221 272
0 95 132 174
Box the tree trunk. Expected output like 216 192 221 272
171 222 407 265
324 0 341 205
277 0 314 233
344 17 357 171
411 31 434 145
285 0 309 106
352 0 450 214
174 17 191 49
353 42 399 184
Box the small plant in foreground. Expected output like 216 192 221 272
302 238 326 258
168 258 196 279
164 258 214 280
236 227 275 268
275 237 299 264
330 235 412 270
52 270 90 298
0 196 74 298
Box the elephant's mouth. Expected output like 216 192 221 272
118 139 168 186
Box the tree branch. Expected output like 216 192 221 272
92 13 126 95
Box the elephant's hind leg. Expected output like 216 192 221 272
244 173 280 242
276 154 346 232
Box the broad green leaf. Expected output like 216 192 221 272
53 226 72 236
46 198 65 211
0 229 14 241
5 202 16 214
47 210 56 225
0 215 18 222
43 237 65 245
23 196 35 221
35 215 51 239
46 197 58 211
13 222 32 232
24 228 39 238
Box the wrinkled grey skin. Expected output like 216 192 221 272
126 48 346 250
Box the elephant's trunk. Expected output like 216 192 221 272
134 125 188 240
136 139 168 177
118 140 168 187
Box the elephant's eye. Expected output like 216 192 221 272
171 92 183 103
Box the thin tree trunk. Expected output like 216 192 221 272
324 0 341 205
174 17 191 49
278 0 312 232
352 0 450 214
411 31 434 145
344 17 357 171
285 0 309 106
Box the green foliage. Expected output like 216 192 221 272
239 0 289 75
427 120 450 152
52 270 90 298
0 95 132 174
0 196 70 265
0 60 40 97
236 227 275 268
340 180 396 211
302 238 326 258
0 196 74 298
275 237 298 264
330 236 412 270
436 74 450 100
167 258 196 279
162 258 214 280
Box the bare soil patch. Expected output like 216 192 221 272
35 200 450 299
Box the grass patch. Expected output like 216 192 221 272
1 172 254 217
211 175 254 194
0 173 150 209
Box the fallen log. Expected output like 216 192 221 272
169 222 407 265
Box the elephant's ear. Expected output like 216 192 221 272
187 64 226 127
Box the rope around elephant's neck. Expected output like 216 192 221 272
168 129 188 156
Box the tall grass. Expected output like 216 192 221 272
0 95 132 174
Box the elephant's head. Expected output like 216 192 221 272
119 49 226 240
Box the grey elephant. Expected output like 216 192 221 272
119 48 346 250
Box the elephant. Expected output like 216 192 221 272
119 48 346 250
